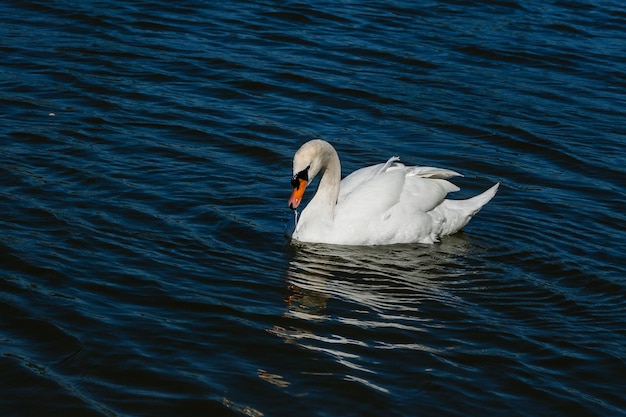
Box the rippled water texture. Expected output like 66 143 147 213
1 0 625 416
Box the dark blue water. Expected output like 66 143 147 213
2 1 625 416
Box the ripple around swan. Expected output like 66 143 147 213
2 0 626 416
278 239 626 416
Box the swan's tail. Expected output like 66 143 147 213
436 182 500 236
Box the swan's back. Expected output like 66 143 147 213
330 159 481 244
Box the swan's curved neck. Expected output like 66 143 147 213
309 145 341 217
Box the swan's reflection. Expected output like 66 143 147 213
284 236 473 319
271 237 477 394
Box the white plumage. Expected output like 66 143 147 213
288 139 499 245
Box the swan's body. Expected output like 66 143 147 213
288 139 499 245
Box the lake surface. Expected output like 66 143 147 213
1 0 625 416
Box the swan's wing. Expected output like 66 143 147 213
338 156 461 201
407 166 462 179
336 162 462 222
338 158 402 201
336 168 407 221
400 174 460 212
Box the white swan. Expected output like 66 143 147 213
288 139 499 245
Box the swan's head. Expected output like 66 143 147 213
288 139 336 210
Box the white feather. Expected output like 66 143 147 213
289 140 498 245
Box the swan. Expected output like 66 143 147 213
287 139 499 245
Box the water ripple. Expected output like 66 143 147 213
2 0 626 415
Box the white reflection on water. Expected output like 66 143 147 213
284 236 474 318
271 236 481 394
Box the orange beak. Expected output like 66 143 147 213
288 178 308 210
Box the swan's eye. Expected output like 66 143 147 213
291 166 309 189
